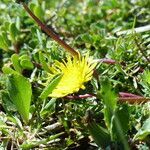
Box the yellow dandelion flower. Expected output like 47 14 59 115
48 53 97 98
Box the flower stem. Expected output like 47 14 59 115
21 3 79 57
65 93 150 104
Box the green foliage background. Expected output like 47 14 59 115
0 0 150 149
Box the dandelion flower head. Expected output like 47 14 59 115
48 53 97 98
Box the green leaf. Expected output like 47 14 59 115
19 54 34 70
98 77 117 129
7 115 23 129
87 120 111 148
9 22 19 43
1 90 16 112
0 34 9 51
36 30 43 47
142 70 150 84
2 66 18 75
111 104 130 139
11 54 22 73
40 98 56 117
39 52 51 72
134 117 150 141
7 74 32 123
20 59 34 70
110 104 130 150
39 74 63 99
34 5 44 21
19 54 30 61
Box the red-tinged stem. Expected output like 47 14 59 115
66 94 96 99
119 92 143 98
22 3 79 57
96 58 116 65
119 97 149 104
65 93 150 104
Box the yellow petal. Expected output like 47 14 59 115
47 53 97 98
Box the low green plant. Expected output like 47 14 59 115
0 0 149 149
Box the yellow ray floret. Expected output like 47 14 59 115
48 53 97 98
